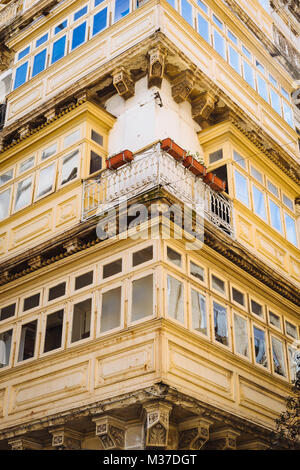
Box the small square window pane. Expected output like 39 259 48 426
0 329 12 368
209 149 223 164
256 60 264 74
271 337 286 376
36 33 48 48
90 151 102 174
32 49 47 77
270 89 281 114
285 321 297 339
61 149 79 185
133 246 153 266
212 14 223 29
41 143 57 160
0 169 13 187
63 130 80 148
54 20 67 35
213 302 228 345
48 282 66 301
71 22 86 50
132 274 153 322
212 275 225 293
253 326 268 367
267 180 279 198
232 287 244 305
51 36 66 64
281 87 289 100
0 188 11 220
251 299 263 317
167 247 182 267
233 150 246 169
283 102 293 127
191 289 207 335
257 75 269 102
93 7 108 35
23 293 40 311
14 176 32 211
71 299 91 342
114 0 130 22
197 0 208 13
242 45 251 59
36 163 55 199
18 320 37 361
101 287 121 332
19 157 34 174
18 46 30 61
74 6 88 21
91 130 103 146
269 311 280 329
0 303 16 321
190 261 204 282
229 46 240 74
197 14 209 43
103 259 122 278
251 166 263 184
269 74 277 87
234 314 249 357
167 275 184 323
75 271 93 290
227 30 238 44
44 309 64 353
282 194 293 211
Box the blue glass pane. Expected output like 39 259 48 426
242 45 251 59
254 327 267 367
213 29 225 59
36 33 48 48
18 46 30 61
74 6 88 21
166 0 175 6
235 170 249 206
32 49 47 77
54 20 67 35
197 0 207 13
253 186 266 220
243 60 255 88
212 14 223 29
95 0 105 5
257 75 269 102
270 89 281 114
181 0 193 26
284 213 297 246
198 14 209 42
14 62 28 89
213 302 228 346
229 46 240 74
93 8 107 35
114 0 130 22
71 22 86 50
283 102 293 127
51 36 66 64
228 30 237 45
269 199 282 233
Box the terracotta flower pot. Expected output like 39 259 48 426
106 150 134 170
161 138 186 161
183 155 206 177
203 172 226 192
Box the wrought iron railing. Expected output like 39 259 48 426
81 144 234 237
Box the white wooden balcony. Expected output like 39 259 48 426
81 144 234 237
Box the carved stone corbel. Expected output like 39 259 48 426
44 108 57 122
143 401 172 448
178 417 213 450
148 47 166 88
8 437 42 450
192 91 217 124
28 255 43 269
112 67 135 100
76 89 92 103
50 427 81 450
0 45 13 72
63 238 81 254
0 270 10 284
93 416 126 450
19 124 31 139
171 70 195 104
206 427 240 450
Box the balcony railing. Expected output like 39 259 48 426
81 144 234 237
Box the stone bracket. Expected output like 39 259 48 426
93 415 126 450
112 67 135 100
207 428 240 450
50 427 81 450
143 401 172 448
148 47 166 89
178 417 213 450
171 70 195 104
63 238 81 254
192 91 217 124
0 45 13 72
8 437 42 450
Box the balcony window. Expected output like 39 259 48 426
0 169 13 187
234 170 249 206
14 176 33 211
227 30 238 45
233 150 246 169
282 194 293 211
95 0 105 5
269 74 277 87
250 299 263 318
234 313 249 357
100 286 122 332
167 275 184 324
251 166 263 184
36 33 48 48
197 14 209 43
212 14 223 29
166 0 176 6
190 261 204 282
213 29 226 60
14 62 28 89
285 320 298 339
17 46 30 61
90 151 102 174
191 289 207 335
167 246 182 267
41 143 57 161
288 346 297 381
23 293 40 312
211 274 225 294
209 149 223 164
267 180 279 198
92 7 108 36
32 49 47 77
54 20 68 35
232 287 244 306
91 130 103 146
131 274 153 322
257 75 269 102
19 157 34 175
181 0 193 26
48 282 66 301
282 102 293 127
213 301 228 346
269 198 282 233
269 311 281 329
74 6 88 21
75 271 93 290
284 213 297 246
271 336 286 377
253 326 268 367
197 0 208 13
63 129 80 148
270 89 281 115
51 36 66 64
242 60 255 89
71 299 92 342
255 60 265 74
18 320 37 361
0 188 11 220
114 0 130 23
252 185 266 220
0 329 12 368
60 149 79 185
242 45 251 60
228 45 240 74
36 163 55 199
71 22 87 50
103 259 122 279
0 303 16 321
281 87 289 100
44 309 64 353
132 245 153 266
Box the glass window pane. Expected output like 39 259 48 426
71 22 87 50
284 213 297 246
132 274 153 321
181 0 193 26
36 33 48 48
252 185 266 220
213 29 226 59
282 194 293 211
41 143 57 160
283 102 293 127
44 309 64 353
269 74 277 87
14 176 32 211
167 246 182 267
63 129 80 148
253 326 268 367
232 287 244 306
197 0 207 13
90 151 102 174
18 320 37 361
271 337 286 376
61 149 79 185
54 20 67 35
197 13 209 42
212 14 223 29
103 259 122 278
256 60 264 74
166 0 175 6
267 180 279 198
209 149 223 164
14 62 28 89
234 314 248 357
191 289 207 334
242 45 251 59
243 60 255 88
251 166 263 184
19 157 34 174
190 261 204 282
0 169 13 187
0 303 16 321
0 329 12 368
229 46 240 74
269 199 282 233
288 346 297 382
251 299 263 317
75 271 93 290
213 301 228 346
48 282 66 301
234 170 249 206
51 36 66 64
18 46 30 61
91 130 103 145
114 0 130 23
71 299 91 342
101 286 121 332
227 30 238 44
269 311 280 329
167 275 184 323
257 75 269 102
0 188 11 220
211 274 224 293
233 150 246 169
74 6 88 20
36 163 55 199
270 89 281 114
281 87 289 100
32 49 47 77
23 293 40 311
133 246 153 266
93 7 107 35
95 0 105 5
286 320 297 339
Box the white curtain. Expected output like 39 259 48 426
191 289 206 334
213 302 228 344
0 340 6 365
254 328 267 367
167 276 184 324
272 337 286 376
234 314 248 357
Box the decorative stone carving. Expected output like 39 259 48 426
178 417 213 450
8 438 42 450
93 416 126 449
0 45 12 72
28 255 43 269
44 108 57 122
76 89 92 103
0 270 10 284
171 70 195 104
63 238 81 254
143 401 172 448
50 427 81 450
238 440 269 450
148 47 166 88
192 91 217 124
207 428 240 450
19 124 31 139
112 67 135 100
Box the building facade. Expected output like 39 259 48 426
0 0 299 450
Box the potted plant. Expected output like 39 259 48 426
161 138 186 161
204 172 226 192
106 150 134 170
183 151 206 178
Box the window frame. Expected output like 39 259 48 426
0 299 18 324
58 147 81 188
252 322 270 371
210 271 227 298
21 289 42 315
188 256 206 286
189 284 209 339
267 308 282 333
165 244 183 271
285 319 298 340
97 280 124 336
15 316 40 365
34 160 57 202
212 298 231 350
0 325 14 370
17 155 35 176
232 310 251 361
68 293 94 347
99 253 124 283
45 277 68 306
249 296 265 322
165 271 187 328
230 284 247 310
40 305 66 357
130 241 156 271
270 333 288 380
128 269 156 326
71 265 96 295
